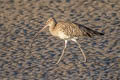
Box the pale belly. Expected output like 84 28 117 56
57 31 70 39
51 31 78 40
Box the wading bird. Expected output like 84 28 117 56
30 17 104 64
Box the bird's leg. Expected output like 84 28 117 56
71 39 87 62
56 40 68 64
77 42 87 62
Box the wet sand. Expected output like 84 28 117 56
0 0 120 80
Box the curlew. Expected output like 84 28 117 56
31 17 104 64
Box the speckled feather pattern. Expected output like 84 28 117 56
50 21 104 39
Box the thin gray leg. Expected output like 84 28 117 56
71 39 87 62
56 40 68 64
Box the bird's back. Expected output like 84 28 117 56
53 21 104 39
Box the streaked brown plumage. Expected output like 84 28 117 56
31 17 104 64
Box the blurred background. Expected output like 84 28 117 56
0 0 120 80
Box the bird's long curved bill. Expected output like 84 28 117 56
30 25 47 49
30 25 48 51
33 25 48 39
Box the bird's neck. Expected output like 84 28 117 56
49 22 57 33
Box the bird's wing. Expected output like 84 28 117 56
56 22 104 38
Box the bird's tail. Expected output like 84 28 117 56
82 27 104 38
75 23 104 38
92 30 104 36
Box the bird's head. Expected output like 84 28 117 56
46 17 56 27
38 17 56 32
